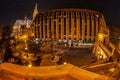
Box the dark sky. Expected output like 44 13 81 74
0 0 120 26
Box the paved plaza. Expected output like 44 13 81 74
62 48 95 67
40 47 96 67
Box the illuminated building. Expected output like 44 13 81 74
1 3 120 79
31 8 108 46
12 3 37 39
13 17 32 37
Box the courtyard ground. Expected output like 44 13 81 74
40 47 96 67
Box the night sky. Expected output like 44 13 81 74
0 0 120 26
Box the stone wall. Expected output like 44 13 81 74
0 63 115 80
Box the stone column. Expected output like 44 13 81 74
95 15 99 35
40 16 42 39
76 12 80 41
56 12 59 40
86 13 90 41
66 12 69 40
32 23 35 38
35 18 38 38
71 12 74 40
47 15 50 40
51 13 54 40
61 12 64 40
43 17 45 39
91 14 94 41
81 12 85 42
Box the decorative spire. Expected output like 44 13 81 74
33 2 38 20
35 3 38 11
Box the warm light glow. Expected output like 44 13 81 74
109 68 115 72
36 41 39 44
24 44 28 50
97 33 104 42
96 47 107 60
25 47 28 50
98 34 103 40
20 35 28 42
65 44 67 46
13 26 17 30
63 62 67 65
97 51 100 54
28 64 32 67
100 49 107 59
99 55 103 59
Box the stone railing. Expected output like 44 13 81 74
0 63 115 80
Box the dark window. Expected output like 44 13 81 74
45 25 47 38
85 24 87 36
59 18 61 22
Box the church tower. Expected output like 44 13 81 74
33 2 38 20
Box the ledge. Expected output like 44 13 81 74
0 63 115 80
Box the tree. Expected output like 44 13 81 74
0 25 14 62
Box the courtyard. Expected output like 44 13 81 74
40 46 96 67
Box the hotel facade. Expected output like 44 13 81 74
31 8 108 46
